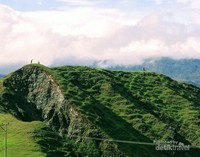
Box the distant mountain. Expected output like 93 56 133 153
0 64 200 156
108 58 200 87
0 74 4 78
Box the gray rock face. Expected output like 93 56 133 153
3 66 92 137
1 65 139 156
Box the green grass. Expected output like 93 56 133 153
0 64 200 156
0 114 46 157
48 65 200 156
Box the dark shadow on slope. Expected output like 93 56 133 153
103 70 179 127
80 97 171 157
101 70 200 157
166 82 200 107
34 127 77 157
1 90 43 121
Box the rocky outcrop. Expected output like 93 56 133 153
3 66 91 136
2 65 126 156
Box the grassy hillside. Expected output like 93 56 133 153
108 57 200 87
51 65 200 143
50 65 200 156
0 114 46 157
0 78 45 156
0 64 200 156
0 74 76 157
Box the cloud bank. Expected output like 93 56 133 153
0 1 200 73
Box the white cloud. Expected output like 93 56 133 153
25 8 123 37
176 0 188 2
184 37 200 54
153 0 200 9
0 4 128 68
153 0 164 4
57 0 92 6
37 1 43 5
176 0 200 8
56 0 104 6
0 2 200 73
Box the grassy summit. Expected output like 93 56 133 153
0 64 199 157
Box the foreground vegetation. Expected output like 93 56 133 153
0 113 46 157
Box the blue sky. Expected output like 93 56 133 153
0 0 58 11
0 0 200 73
0 0 185 12
0 0 146 11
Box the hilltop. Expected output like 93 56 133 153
0 64 200 157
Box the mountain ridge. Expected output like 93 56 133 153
106 57 200 87
0 64 200 156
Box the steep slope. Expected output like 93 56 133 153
0 65 126 157
0 76 67 157
0 64 200 157
1 77 47 157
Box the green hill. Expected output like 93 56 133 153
108 58 200 87
0 64 200 157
